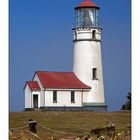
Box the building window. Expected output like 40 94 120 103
71 91 75 103
92 30 96 38
53 91 57 103
92 68 97 80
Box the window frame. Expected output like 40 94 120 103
92 30 96 39
71 91 75 103
92 68 98 80
53 91 57 103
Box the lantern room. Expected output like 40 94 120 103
75 0 99 28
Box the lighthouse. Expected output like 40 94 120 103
73 0 107 110
24 0 107 111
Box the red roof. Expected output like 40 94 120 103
35 71 91 89
26 81 40 91
75 0 98 9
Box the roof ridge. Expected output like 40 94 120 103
36 71 74 73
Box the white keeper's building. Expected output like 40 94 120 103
24 0 107 111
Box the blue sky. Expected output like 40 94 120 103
9 0 131 111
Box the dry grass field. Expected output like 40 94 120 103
9 110 131 140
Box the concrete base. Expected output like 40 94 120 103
25 103 107 112
40 106 84 111
83 103 108 112
39 103 107 112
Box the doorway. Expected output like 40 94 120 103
33 95 38 108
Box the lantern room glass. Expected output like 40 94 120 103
75 8 99 28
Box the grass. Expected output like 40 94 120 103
9 110 131 139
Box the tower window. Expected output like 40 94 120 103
92 68 97 79
53 91 57 103
92 30 96 38
71 91 75 103
74 31 77 40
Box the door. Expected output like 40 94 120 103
33 95 38 108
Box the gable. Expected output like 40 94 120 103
24 81 40 91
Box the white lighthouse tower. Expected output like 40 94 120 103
73 0 107 111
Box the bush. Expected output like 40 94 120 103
121 92 131 110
